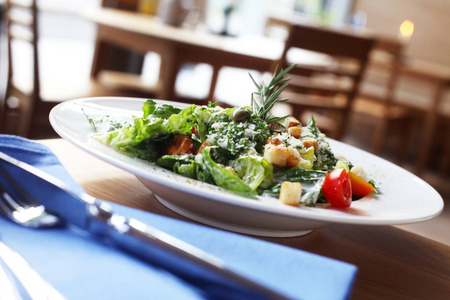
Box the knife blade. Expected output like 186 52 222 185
0 151 288 300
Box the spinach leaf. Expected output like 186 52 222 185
126 139 165 161
156 155 214 184
301 178 325 206
259 182 284 198
156 154 195 169
273 167 327 184
177 162 214 184
306 115 320 138
210 147 235 165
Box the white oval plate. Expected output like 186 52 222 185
50 97 444 237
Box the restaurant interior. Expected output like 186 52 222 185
0 0 448 248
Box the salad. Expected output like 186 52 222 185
86 65 376 208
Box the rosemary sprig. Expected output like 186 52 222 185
249 64 296 123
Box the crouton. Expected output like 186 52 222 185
267 137 282 145
284 116 301 128
265 144 303 168
279 181 302 206
286 146 301 168
302 139 318 151
264 144 290 167
288 126 302 138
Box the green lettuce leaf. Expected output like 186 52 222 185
95 102 197 149
166 105 197 135
230 155 273 190
142 99 181 119
107 117 168 148
201 147 256 196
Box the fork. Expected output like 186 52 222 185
0 179 66 300
0 185 62 229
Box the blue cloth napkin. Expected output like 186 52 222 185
0 135 357 300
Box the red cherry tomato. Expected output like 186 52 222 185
322 169 352 208
348 171 374 196
166 134 195 155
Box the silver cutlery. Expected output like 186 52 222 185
0 187 62 229
0 151 288 300
0 237 66 300
0 256 22 300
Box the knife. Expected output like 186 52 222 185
0 152 288 300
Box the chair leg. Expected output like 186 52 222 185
334 109 351 141
439 139 450 177
17 100 35 138
0 100 7 133
27 101 59 139
394 118 414 165
208 66 220 103
438 119 450 178
0 87 16 134
371 116 389 156
1 88 34 137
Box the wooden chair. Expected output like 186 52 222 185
275 23 375 140
97 0 144 75
407 69 450 176
353 40 424 160
92 0 160 99
0 0 130 139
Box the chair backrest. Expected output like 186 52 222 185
359 38 404 107
1 0 40 136
6 0 39 98
278 23 374 83
275 23 375 139
96 0 144 75
285 25 374 61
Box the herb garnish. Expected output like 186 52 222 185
249 64 296 123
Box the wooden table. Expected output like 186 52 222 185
84 8 283 102
41 138 450 300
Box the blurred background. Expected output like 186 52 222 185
0 0 449 244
